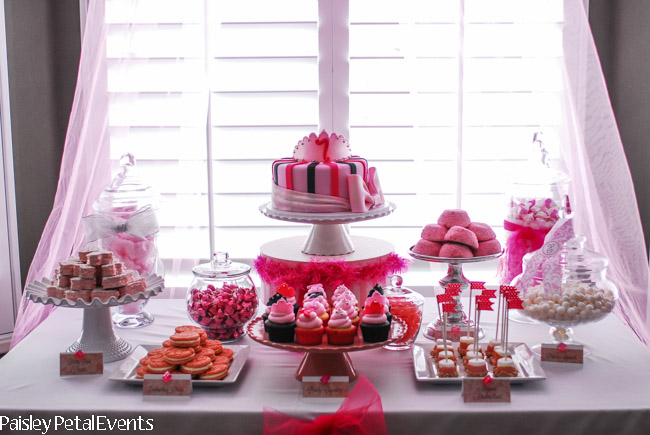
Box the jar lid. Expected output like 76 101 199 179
383 275 424 304
192 252 251 279
512 132 570 187
94 153 158 212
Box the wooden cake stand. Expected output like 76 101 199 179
247 316 406 381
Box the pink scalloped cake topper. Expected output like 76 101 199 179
292 130 352 162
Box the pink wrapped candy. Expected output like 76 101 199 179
444 226 479 249
421 224 447 242
438 209 471 228
187 284 259 341
439 243 474 258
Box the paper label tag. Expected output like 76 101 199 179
59 352 103 376
541 343 584 364
302 376 349 398
462 378 511 403
143 374 192 399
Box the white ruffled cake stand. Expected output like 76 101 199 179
259 202 395 256
25 274 164 362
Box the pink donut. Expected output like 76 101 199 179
444 226 479 249
421 224 447 242
439 243 474 258
473 239 502 257
467 222 496 242
412 239 442 257
437 209 471 228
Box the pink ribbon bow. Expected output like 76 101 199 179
263 376 387 435
348 167 385 213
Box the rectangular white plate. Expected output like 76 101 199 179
412 342 545 384
109 344 250 387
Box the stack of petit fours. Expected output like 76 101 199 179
413 209 501 258
135 325 233 381
46 248 146 303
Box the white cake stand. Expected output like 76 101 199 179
25 274 164 362
259 202 395 256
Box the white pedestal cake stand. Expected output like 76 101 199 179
259 202 395 256
25 275 164 362
408 248 503 341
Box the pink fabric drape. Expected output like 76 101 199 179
10 1 111 349
561 2 650 345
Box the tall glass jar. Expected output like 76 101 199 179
92 154 163 328
500 132 570 285
383 275 424 351
186 252 259 342
513 235 618 354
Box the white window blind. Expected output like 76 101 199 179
104 0 567 288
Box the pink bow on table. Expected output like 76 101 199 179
348 168 385 213
263 376 387 435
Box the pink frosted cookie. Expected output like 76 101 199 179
102 271 134 289
473 239 502 257
65 290 92 302
91 289 120 303
420 224 447 242
437 209 471 228
412 239 442 257
444 226 479 250
119 277 147 297
467 222 496 242
439 242 474 258
70 277 97 291
47 285 66 299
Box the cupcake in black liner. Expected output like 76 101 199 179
265 299 296 343
360 300 391 343
262 292 287 332
276 283 300 314
366 287 392 324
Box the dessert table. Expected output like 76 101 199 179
1 297 650 434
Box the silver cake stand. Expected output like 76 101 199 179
259 202 395 255
25 274 164 362
408 248 503 341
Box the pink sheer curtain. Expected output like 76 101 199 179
561 2 650 345
10 1 111 349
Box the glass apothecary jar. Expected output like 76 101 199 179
383 275 424 351
186 252 259 342
513 235 618 354
500 132 571 285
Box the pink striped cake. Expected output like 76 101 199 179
271 131 384 213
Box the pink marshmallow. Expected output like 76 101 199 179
420 223 447 242
412 239 442 257
437 209 471 228
444 226 479 249
473 239 502 257
439 242 474 258
467 222 496 242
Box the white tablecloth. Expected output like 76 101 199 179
1 298 650 434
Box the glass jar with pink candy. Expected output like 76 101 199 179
186 251 259 342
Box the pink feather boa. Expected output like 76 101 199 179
254 253 409 302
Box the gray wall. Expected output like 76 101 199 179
590 0 650 254
5 0 80 287
2 2 648 289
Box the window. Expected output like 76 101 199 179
105 0 566 289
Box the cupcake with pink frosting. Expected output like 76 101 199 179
360 300 390 343
326 308 357 345
303 298 329 326
276 283 300 314
265 299 296 343
295 309 325 345
335 298 360 327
